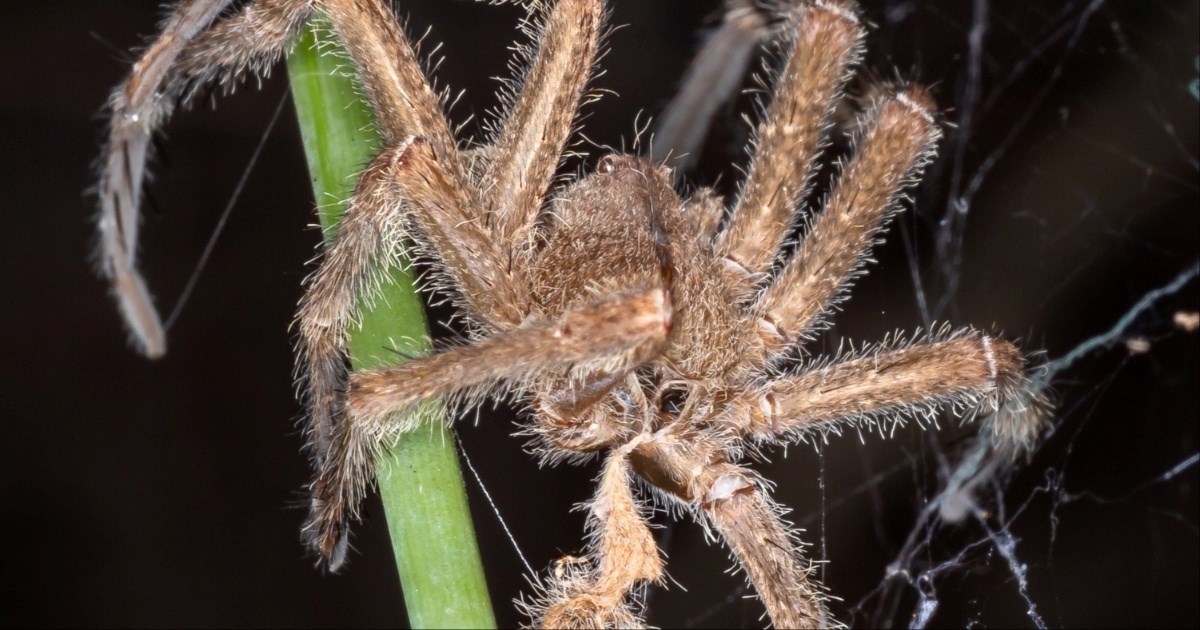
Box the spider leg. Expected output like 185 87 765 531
295 143 414 464
704 470 831 629
299 0 556 468
98 0 234 358
729 329 1044 451
305 287 672 568
382 136 530 325
296 133 529 470
631 433 831 629
320 0 534 328
99 0 316 358
716 1 864 282
649 0 766 172
531 452 663 628
319 0 458 155
681 187 727 246
479 0 604 252
747 86 941 366
173 0 316 89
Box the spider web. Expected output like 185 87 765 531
449 1 1198 627
153 1 1197 626
8 0 1193 626
142 0 1200 624
649 1 1197 627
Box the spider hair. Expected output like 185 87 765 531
97 0 1050 627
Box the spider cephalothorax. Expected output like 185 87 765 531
99 0 1044 626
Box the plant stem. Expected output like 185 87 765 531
286 19 495 629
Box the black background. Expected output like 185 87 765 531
2 1 1197 628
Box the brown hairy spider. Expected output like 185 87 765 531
98 0 1046 626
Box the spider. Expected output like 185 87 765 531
97 0 1045 626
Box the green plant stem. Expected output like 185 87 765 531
286 19 495 629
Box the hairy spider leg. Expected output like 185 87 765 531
748 87 941 366
730 330 1034 447
479 0 604 253
297 0 607 567
99 0 314 357
630 430 831 628
306 287 672 568
649 0 766 172
717 1 865 284
296 144 412 464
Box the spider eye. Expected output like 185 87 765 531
659 386 688 417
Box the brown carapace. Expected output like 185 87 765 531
98 0 1046 627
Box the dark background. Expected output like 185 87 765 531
2 1 1197 627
